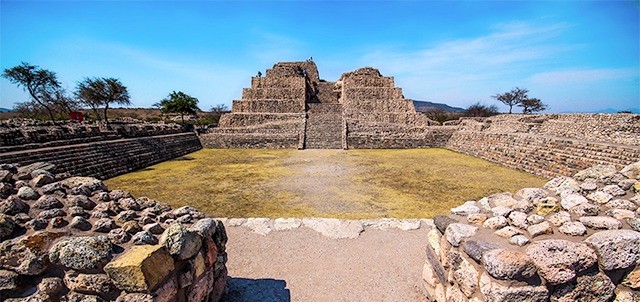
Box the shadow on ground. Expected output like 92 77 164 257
221 277 291 302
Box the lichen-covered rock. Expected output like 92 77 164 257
545 176 580 195
0 214 15 239
494 226 523 238
49 236 113 271
0 231 67 275
560 193 589 211
508 211 528 229
483 216 508 229
482 249 536 280
159 223 203 260
550 271 615 302
585 229 640 270
17 186 39 200
93 218 117 233
33 194 64 210
60 177 106 193
0 269 19 291
621 161 640 180
103 244 175 293
526 239 597 284
0 196 29 215
64 270 119 300
108 228 131 245
479 272 548 302
622 265 640 289
574 164 618 182
70 216 93 231
448 250 479 297
132 230 157 245
509 234 530 246
558 221 587 236
68 195 97 210
527 221 553 237
579 216 622 230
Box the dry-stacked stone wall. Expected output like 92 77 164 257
421 162 640 302
0 133 202 180
0 162 228 301
0 119 186 153
447 114 640 178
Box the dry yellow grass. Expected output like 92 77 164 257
105 148 547 219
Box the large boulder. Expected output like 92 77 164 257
49 236 113 272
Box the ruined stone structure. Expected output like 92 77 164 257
422 162 640 302
200 61 446 149
0 162 227 301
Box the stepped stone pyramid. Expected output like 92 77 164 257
201 61 447 149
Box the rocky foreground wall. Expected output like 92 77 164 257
0 133 202 180
422 162 640 302
0 162 227 301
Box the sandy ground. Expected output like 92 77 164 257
220 225 430 302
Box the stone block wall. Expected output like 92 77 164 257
0 133 203 180
421 162 640 302
447 115 640 178
0 163 228 301
0 119 187 152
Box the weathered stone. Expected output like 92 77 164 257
483 249 536 280
526 214 545 225
0 170 12 183
558 221 587 236
545 176 580 195
49 236 113 271
68 195 97 210
614 287 640 302
433 215 456 234
427 229 441 256
64 291 106 302
40 181 63 194
627 218 640 232
114 210 138 225
302 218 364 239
446 249 479 298
0 231 66 275
132 231 158 245
494 226 523 238
17 186 39 200
444 223 478 247
622 265 640 289
467 213 487 225
39 276 65 296
451 201 480 216
569 202 601 216
462 239 500 263
607 208 636 219
33 194 64 210
115 293 154 302
422 261 439 287
38 208 66 219
272 218 303 231
527 221 553 237
574 164 618 182
490 206 512 217
509 235 530 246
0 196 29 215
602 184 626 196
159 223 203 260
560 193 589 210
25 218 48 230
508 211 528 228
117 198 141 211
621 161 640 179
487 192 518 208
108 190 132 201
104 244 175 293
551 271 615 302
190 218 219 238
51 216 68 228
243 217 272 235
121 221 142 234
585 229 640 270
483 216 508 229
93 218 117 233
0 269 19 291
587 191 613 204
579 216 622 230
60 177 106 193
108 228 131 245
0 214 15 239
535 200 560 216
580 182 599 191
526 239 597 284
143 222 164 235
64 270 118 300
70 216 93 231
30 173 55 187
516 188 547 203
479 272 548 302
606 199 637 211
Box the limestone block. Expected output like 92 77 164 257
527 221 553 237
445 223 478 247
159 223 203 260
103 245 175 293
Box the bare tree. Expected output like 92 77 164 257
519 98 547 114
492 87 529 114
3 62 63 124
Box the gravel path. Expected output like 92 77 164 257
220 220 431 302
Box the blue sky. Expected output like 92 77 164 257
1 1 639 113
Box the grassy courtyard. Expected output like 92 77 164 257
105 149 547 219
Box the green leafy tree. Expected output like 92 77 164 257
158 91 200 124
76 77 130 126
3 62 63 123
492 87 529 114
519 98 547 114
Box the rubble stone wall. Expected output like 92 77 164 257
0 133 202 180
421 162 640 302
0 162 227 302
447 115 640 178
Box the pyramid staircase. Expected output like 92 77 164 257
304 103 344 149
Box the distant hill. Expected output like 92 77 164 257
0 108 12 113
412 100 466 113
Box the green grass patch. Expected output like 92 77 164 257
105 148 547 219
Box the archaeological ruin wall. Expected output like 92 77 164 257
0 162 227 301
0 131 202 181
447 114 640 178
421 161 640 302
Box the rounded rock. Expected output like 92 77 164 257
159 223 203 260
